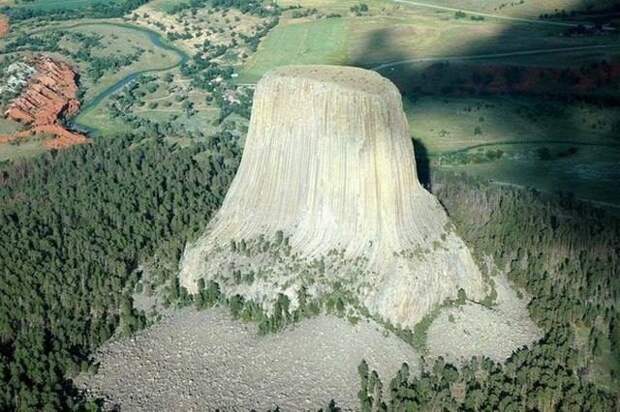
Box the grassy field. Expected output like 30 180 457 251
399 0 620 18
130 69 222 132
0 139 47 162
408 95 620 207
277 0 393 13
75 109 134 136
440 143 620 208
407 96 620 153
237 18 350 83
0 117 23 135
278 0 618 18
6 0 108 10
145 0 186 13
132 1 267 55
77 67 221 136
238 5 609 82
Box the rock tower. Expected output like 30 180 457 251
180 65 487 327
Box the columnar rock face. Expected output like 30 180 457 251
180 65 487 327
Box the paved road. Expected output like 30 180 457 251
393 0 581 27
372 44 619 71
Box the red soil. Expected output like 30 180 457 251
0 15 8 38
0 56 89 150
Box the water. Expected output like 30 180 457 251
70 22 189 134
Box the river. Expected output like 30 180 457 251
64 22 190 134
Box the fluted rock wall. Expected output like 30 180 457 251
180 65 487 327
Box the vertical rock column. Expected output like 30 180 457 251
180 65 487 327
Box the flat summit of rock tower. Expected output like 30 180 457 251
267 65 397 95
180 65 487 327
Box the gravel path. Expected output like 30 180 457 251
78 309 420 411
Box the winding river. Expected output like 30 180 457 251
60 22 190 134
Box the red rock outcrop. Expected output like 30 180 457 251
0 56 89 149
0 15 8 38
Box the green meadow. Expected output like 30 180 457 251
237 18 350 83
8 0 111 10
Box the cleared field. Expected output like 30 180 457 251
8 0 108 10
346 15 591 67
238 7 607 82
75 109 134 136
408 94 620 207
237 18 350 83
277 0 393 13
145 0 186 13
440 143 620 208
459 44 620 68
0 139 47 162
407 96 620 153
133 1 267 55
0 117 22 135
406 94 620 208
281 0 618 19
399 0 620 18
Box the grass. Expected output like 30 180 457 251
145 0 186 13
238 3 607 82
276 0 393 13
8 0 110 10
405 94 620 207
440 143 620 208
0 139 47 162
347 14 572 66
407 96 620 153
132 3 265 56
139 108 220 134
237 18 350 83
396 0 620 18
75 109 134 136
77 66 221 135
0 117 22 135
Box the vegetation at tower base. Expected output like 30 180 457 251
355 171 619 411
0 133 240 410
